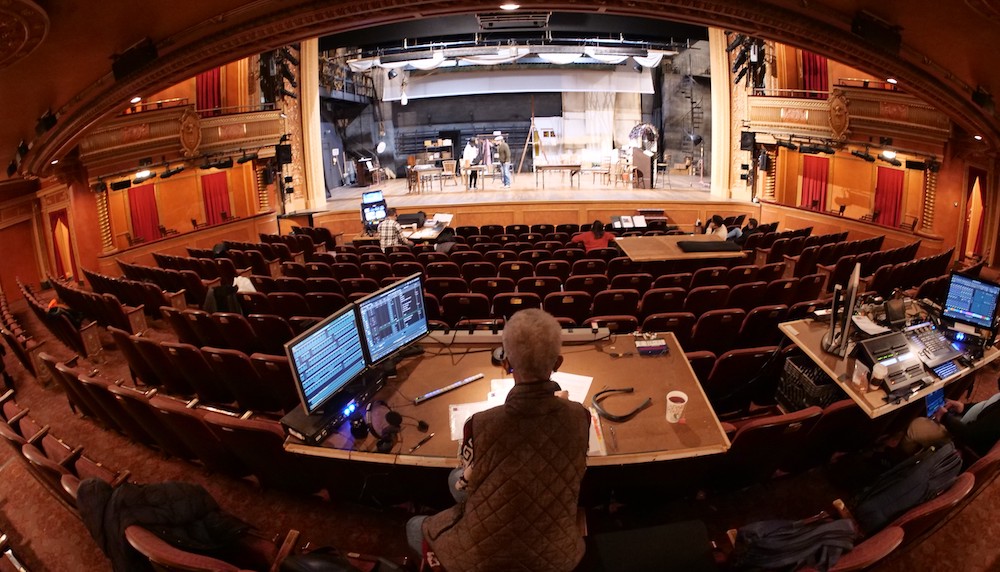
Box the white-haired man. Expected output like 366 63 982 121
406 309 590 571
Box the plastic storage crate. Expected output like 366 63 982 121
777 355 846 411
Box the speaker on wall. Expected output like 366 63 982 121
740 132 756 151
275 144 292 165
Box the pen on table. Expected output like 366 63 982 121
409 433 435 454
609 426 618 452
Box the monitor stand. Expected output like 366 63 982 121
380 344 425 378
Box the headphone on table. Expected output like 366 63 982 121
591 387 652 422
366 400 403 453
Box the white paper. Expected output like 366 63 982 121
550 371 594 404
432 213 454 225
621 215 634 228
632 215 647 227
853 315 890 336
448 401 498 440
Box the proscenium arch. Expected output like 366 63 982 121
21 0 997 177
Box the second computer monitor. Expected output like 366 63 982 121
943 272 1000 332
285 305 367 415
356 273 428 365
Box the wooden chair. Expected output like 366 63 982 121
441 159 459 186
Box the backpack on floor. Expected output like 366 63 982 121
852 441 962 534
730 518 856 571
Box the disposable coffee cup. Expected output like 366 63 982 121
666 390 688 423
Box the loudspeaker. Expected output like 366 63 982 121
740 132 756 151
112 39 158 81
275 144 292 165
109 180 132 191
263 168 274 185
757 149 770 172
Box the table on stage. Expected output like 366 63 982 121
413 165 443 193
285 333 730 468
779 318 1000 418
463 165 491 189
535 164 582 189
616 234 747 263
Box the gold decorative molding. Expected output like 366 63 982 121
95 189 114 253
179 108 202 158
828 89 850 142
78 106 282 175
0 0 48 71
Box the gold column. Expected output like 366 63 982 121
921 169 936 232
96 188 114 253
708 27 732 199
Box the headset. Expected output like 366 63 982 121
366 400 403 454
591 387 652 422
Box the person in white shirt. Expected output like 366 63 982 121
463 138 480 189
706 215 729 239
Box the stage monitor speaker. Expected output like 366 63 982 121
740 132 756 151
276 144 292 165
112 39 158 81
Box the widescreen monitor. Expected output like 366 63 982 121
362 202 387 224
942 273 1000 331
285 305 367 415
362 190 384 204
355 273 429 365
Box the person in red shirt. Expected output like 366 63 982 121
571 220 617 252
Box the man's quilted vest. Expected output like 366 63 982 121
423 381 590 572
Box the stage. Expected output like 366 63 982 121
305 169 758 240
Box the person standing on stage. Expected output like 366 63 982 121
496 135 512 188
463 138 480 189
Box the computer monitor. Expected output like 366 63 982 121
362 202 387 224
355 273 429 365
362 190 384 204
942 272 1000 333
822 262 860 357
285 305 367 415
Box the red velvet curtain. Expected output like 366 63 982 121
801 50 829 98
128 184 160 243
202 172 231 225
196 67 221 115
874 167 905 227
800 156 829 210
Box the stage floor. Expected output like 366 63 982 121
325 170 717 212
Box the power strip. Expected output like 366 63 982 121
427 327 611 345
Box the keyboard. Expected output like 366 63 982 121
905 323 965 368
932 360 959 379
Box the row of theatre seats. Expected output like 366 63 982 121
108 323 298 413
741 225 813 252
118 259 212 305
766 234 882 270
17 280 94 358
1 292 37 384
48 277 146 336
0 385 381 570
81 268 185 318
288 225 338 251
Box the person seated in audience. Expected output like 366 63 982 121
570 220 616 252
406 309 590 571
706 214 737 240
378 208 413 252
435 227 458 254
901 391 1000 456
203 266 243 315
735 218 761 246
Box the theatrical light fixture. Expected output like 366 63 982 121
278 134 290 143
50 159 58 165
212 158 234 169
814 143 836 154
280 62 297 87
775 138 798 151
280 48 299 67
17 140 29 158
400 91 408 106
236 152 258 164
881 149 897 159
499 3 520 10
91 181 108 192
878 154 902 167
6 161 17 178
798 144 821 155
375 141 387 154
387 69 398 80
36 110 57 135
726 34 746 53
851 148 876 162
160 165 185 178
279 88 297 99
133 169 155 184
974 135 984 141
886 78 897 85
130 96 142 104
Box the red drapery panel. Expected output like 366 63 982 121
800 156 829 210
202 172 231 225
874 167 905 227
128 184 160 243
196 68 221 115
801 51 829 98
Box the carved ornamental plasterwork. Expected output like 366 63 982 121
0 0 48 71
828 89 850 141
179 108 202 158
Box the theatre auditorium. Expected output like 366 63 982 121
0 1 999 570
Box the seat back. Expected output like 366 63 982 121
148 395 249 475
639 312 696 347
565 274 609 298
203 347 277 412
703 346 777 414
682 285 730 318
737 304 788 348
690 266 728 289
542 291 594 326
593 289 640 317
162 342 236 405
725 281 767 312
441 293 491 326
722 407 822 484
688 309 746 354
492 292 542 320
